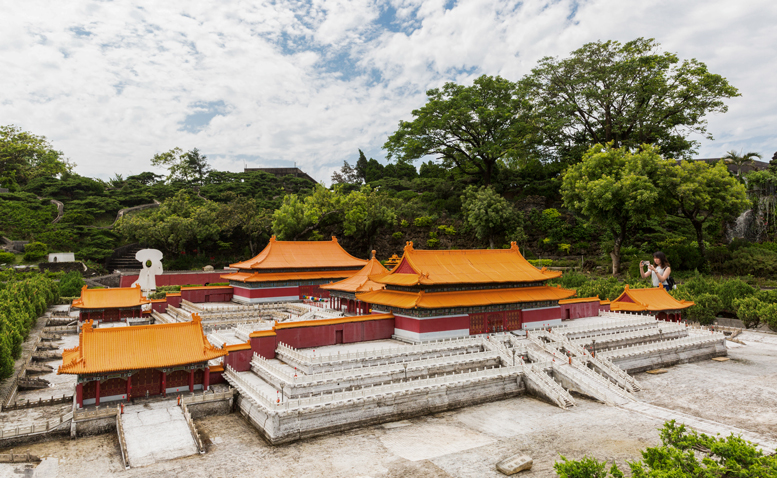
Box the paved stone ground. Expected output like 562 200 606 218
121 402 198 468
1 331 775 477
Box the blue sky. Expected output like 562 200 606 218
2 0 775 183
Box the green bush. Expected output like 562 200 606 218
426 238 439 248
733 296 762 329
686 293 721 325
392 231 403 240
437 225 456 236
759 302 777 332
400 219 409 228
729 247 777 277
0 252 15 264
717 278 756 312
528 259 554 268
58 271 85 298
414 216 434 227
23 242 48 262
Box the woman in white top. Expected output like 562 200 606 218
640 251 671 288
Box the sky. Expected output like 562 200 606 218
2 0 776 183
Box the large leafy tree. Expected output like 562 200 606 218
0 125 74 189
151 147 212 185
343 186 396 253
562 144 668 274
461 185 517 249
658 160 749 259
523 38 739 162
384 75 536 185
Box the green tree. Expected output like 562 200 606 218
658 160 749 259
272 186 345 240
151 147 211 185
461 185 516 249
0 125 74 189
58 271 85 298
384 75 536 185
561 144 667 274
343 186 396 253
219 196 273 255
555 421 777 477
523 38 739 162
721 149 763 177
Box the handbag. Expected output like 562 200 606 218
665 276 676 290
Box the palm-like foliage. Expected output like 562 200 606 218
722 149 762 177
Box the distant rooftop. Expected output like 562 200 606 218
683 158 770 175
244 167 317 184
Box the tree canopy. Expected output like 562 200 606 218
151 147 212 185
0 125 73 189
523 38 740 162
562 143 668 274
384 75 536 185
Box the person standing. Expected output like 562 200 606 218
640 251 672 289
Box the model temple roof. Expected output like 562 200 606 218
71 285 150 310
357 285 575 310
321 251 388 294
229 236 368 270
610 285 695 312
373 242 562 287
58 315 226 375
221 270 362 283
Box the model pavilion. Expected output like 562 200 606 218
222 236 368 304
357 242 577 341
609 285 694 321
320 251 389 314
71 284 151 322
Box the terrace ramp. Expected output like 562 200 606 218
120 402 198 468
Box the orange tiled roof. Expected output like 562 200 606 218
221 269 362 283
558 296 602 305
230 236 368 270
320 251 389 293
610 285 695 312
71 285 150 309
58 315 226 375
374 242 562 287
357 285 575 309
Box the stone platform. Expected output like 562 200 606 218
121 402 198 467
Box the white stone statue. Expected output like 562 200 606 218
131 249 163 293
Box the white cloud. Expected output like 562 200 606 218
1 0 775 183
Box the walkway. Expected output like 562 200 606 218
121 402 198 468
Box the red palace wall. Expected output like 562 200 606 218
223 347 253 372
181 287 233 303
120 271 229 288
560 300 600 320
232 286 299 302
248 317 395 360
521 307 562 324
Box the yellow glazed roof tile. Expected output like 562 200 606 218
230 236 368 270
357 285 575 309
58 314 226 375
221 269 362 283
610 285 695 312
71 285 150 309
374 242 562 286
320 252 389 293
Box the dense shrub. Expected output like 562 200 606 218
0 273 59 379
58 271 85 298
717 278 756 312
759 303 777 332
686 293 721 325
733 296 762 329
0 252 15 264
729 247 777 277
413 216 434 227
22 242 48 262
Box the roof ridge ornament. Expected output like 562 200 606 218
405 241 414 251
510 241 519 252
371 250 376 259
332 236 338 243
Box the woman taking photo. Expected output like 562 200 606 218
640 251 672 289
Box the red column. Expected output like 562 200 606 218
188 369 194 393
76 382 83 408
95 380 101 406
161 371 167 397
126 375 132 400
203 366 210 391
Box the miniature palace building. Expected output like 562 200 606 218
357 242 579 341
71 284 151 323
609 285 694 321
321 251 389 315
59 316 226 408
222 236 368 304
